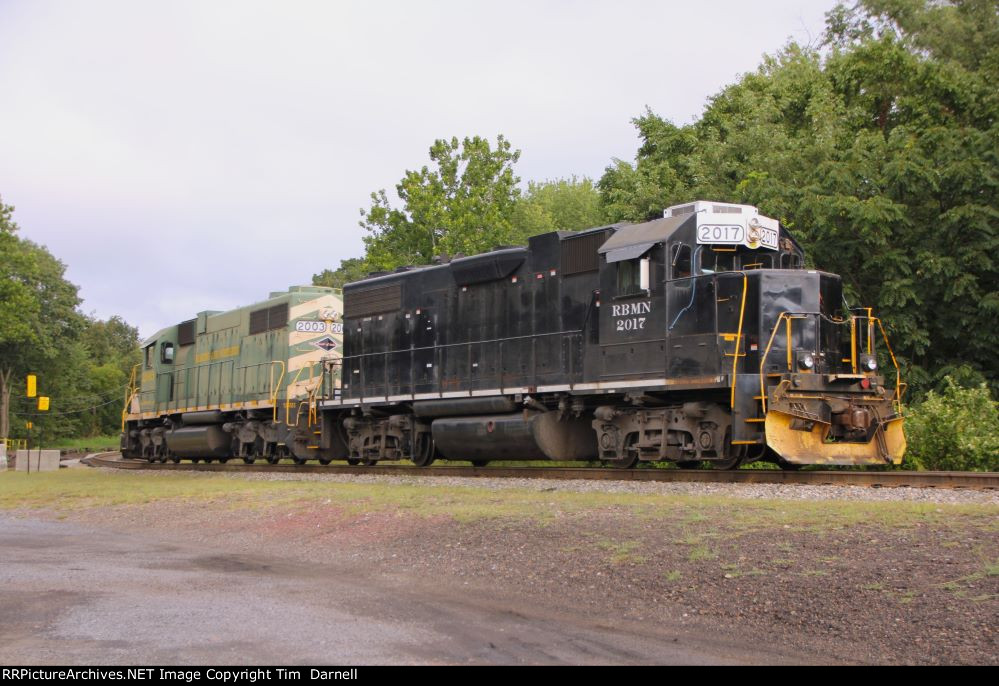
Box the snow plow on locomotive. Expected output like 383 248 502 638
122 200 905 469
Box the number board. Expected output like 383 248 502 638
295 320 327 333
698 224 744 244
695 215 779 251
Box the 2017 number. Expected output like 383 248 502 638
616 317 646 331
698 225 744 243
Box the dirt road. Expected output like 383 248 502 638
0 515 810 665
2 467 995 665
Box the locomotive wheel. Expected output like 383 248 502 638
170 456 180 464
469 459 488 468
608 434 639 469
411 433 436 467
292 457 307 465
318 457 332 465
243 456 256 465
346 458 361 466
709 431 744 470
266 454 280 464
361 458 378 466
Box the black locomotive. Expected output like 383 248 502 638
322 200 905 469
122 200 905 468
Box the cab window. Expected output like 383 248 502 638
144 344 155 369
617 256 650 296
670 244 691 279
160 342 175 364
698 247 736 274
780 252 802 269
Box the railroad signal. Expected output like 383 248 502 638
37 396 49 412
27 374 36 398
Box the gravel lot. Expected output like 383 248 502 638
0 515 812 665
3 465 996 664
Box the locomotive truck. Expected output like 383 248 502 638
122 200 906 469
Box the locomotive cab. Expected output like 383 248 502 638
590 201 905 467
594 201 801 385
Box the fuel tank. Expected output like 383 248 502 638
431 411 598 462
166 426 231 459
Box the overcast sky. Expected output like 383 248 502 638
0 0 835 336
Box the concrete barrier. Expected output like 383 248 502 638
15 449 61 472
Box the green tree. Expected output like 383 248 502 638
320 154 608 287
904 377 999 471
312 257 371 289
360 135 522 269
0 196 84 438
511 176 607 240
81 315 140 370
1 197 144 440
75 315 141 436
598 0 999 398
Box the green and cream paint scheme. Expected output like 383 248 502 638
126 285 343 425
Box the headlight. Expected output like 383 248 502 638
860 354 878 372
798 353 815 370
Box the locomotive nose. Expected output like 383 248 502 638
764 379 906 466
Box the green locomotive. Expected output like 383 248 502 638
121 285 343 463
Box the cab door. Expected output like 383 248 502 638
598 246 667 380
155 341 175 410
716 272 745 373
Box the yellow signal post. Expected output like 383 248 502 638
28 398 49 475
27 374 37 398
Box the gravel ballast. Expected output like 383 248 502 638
92 465 999 505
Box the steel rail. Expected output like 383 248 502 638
81 452 999 490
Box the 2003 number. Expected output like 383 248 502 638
295 321 327 333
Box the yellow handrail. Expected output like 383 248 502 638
283 364 329 427
866 308 874 355
871 317 904 413
121 363 141 431
269 360 285 423
730 273 747 408
307 363 327 426
759 311 905 416
759 311 803 414
1 438 28 452
284 366 305 424
283 365 322 425
786 316 793 371
850 316 858 373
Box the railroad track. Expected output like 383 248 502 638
81 452 999 490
